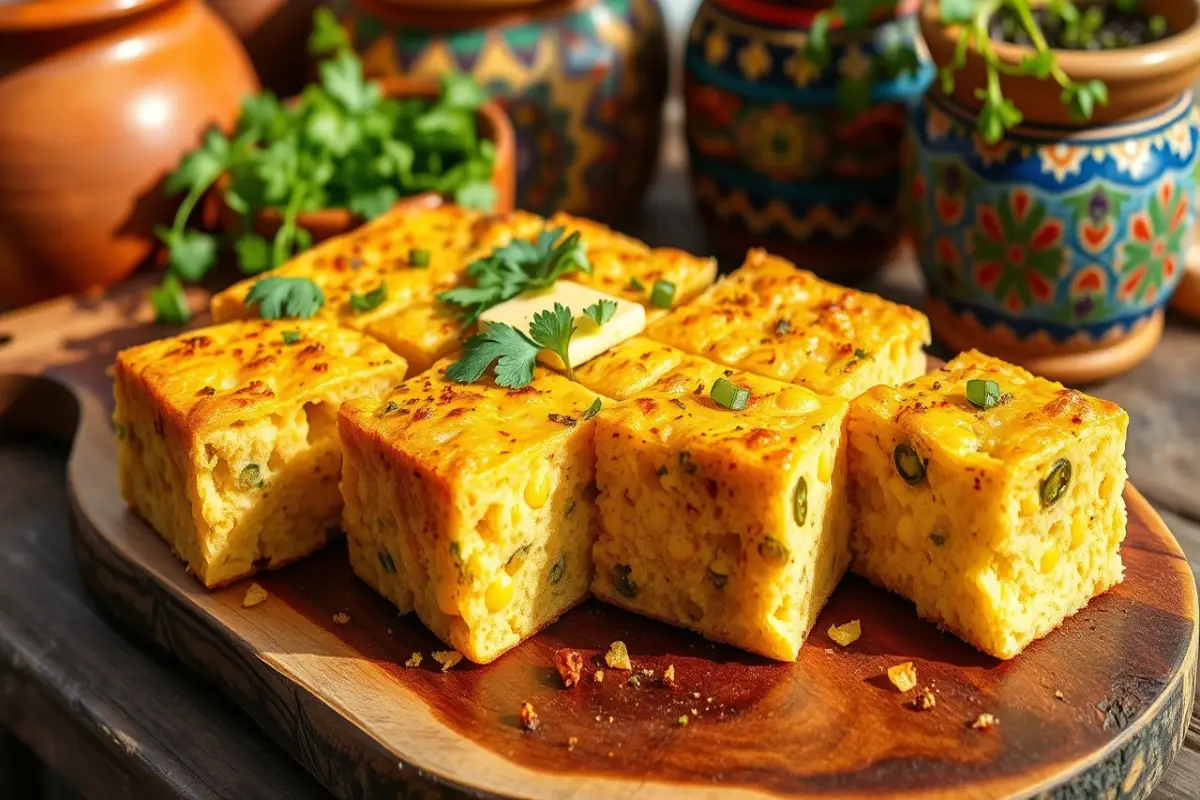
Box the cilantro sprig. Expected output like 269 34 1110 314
150 7 496 324
437 228 590 324
584 299 617 326
244 276 326 320
446 302 579 388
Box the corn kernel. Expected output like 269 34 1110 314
887 661 918 693
828 619 861 647
777 388 815 413
818 447 834 482
667 534 695 562
525 472 550 509
486 574 514 612
1040 548 1060 573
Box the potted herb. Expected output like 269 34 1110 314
150 8 515 324
684 0 933 280
909 0 1200 382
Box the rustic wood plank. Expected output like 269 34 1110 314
0 442 328 800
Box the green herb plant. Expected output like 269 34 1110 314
937 0 1129 143
151 7 496 324
445 302 581 388
806 0 923 114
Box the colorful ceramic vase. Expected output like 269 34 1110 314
683 0 933 280
335 0 668 220
0 0 258 308
915 1 1200 383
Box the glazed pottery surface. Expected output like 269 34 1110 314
337 0 668 220
0 0 258 308
913 1 1200 382
684 0 933 279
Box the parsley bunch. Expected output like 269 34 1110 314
437 227 591 324
151 8 496 324
938 0 1112 143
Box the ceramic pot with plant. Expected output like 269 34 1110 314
910 0 1200 383
684 0 934 280
0 0 258 308
332 0 668 221
151 9 515 325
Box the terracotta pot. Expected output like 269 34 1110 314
336 0 668 220
683 0 934 282
205 0 321 96
214 77 517 243
0 0 258 309
911 0 1200 383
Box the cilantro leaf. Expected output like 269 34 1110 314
320 51 380 114
940 0 975 24
348 184 400 219
440 72 485 110
454 180 496 211
528 303 577 377
582 397 602 421
156 227 218 282
308 7 350 56
150 274 190 325
445 323 540 388
584 299 617 326
245 276 326 320
234 232 273 275
164 128 230 197
349 281 387 314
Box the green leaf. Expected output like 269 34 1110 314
319 52 380 114
234 232 273 275
348 185 400 219
160 228 218 282
150 274 190 325
879 45 921 79
164 128 229 197
308 7 350 56
582 397 602 421
806 11 835 70
528 303 576 376
455 180 496 211
281 329 303 345
976 93 1023 144
1062 80 1108 122
237 93 285 141
349 281 388 314
1017 51 1054 80
440 72 485 111
445 323 540 388
940 0 975 25
244 276 326 320
837 77 873 115
584 298 617 327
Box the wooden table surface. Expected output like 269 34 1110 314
1 150 1198 799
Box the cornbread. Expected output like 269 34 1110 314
647 249 931 398
592 365 851 661
574 336 699 400
847 350 1128 659
338 362 602 664
113 320 406 587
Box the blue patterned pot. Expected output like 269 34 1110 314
684 0 933 280
908 90 1200 381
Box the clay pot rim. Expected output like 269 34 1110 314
0 0 170 31
348 0 598 33
710 0 921 29
920 0 1200 123
215 76 515 239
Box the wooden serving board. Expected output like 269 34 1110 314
0 282 1196 800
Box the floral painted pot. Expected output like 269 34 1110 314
914 0 1200 382
334 0 668 221
684 0 933 280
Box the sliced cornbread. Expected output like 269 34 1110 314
847 350 1128 659
338 362 602 663
113 320 407 587
591 364 851 661
647 249 930 398
574 336 698 400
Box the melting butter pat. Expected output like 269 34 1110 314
480 281 645 369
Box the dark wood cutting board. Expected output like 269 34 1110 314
0 281 1195 799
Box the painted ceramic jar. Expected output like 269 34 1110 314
915 1 1200 382
335 0 668 220
684 0 933 280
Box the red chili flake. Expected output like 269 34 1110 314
312 363 329 373
196 386 216 397
414 407 432 421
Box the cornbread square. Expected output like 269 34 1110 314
847 350 1129 659
647 249 931 398
575 336 713 400
593 370 851 661
113 320 407 587
338 362 602 664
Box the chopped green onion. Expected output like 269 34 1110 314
238 463 263 490
349 281 387 314
966 379 1001 410
281 329 303 345
894 443 926 485
707 567 728 589
793 477 808 525
758 537 789 563
710 377 750 411
1041 458 1072 507
409 248 430 268
610 564 638 598
582 397 602 420
929 531 946 546
774 319 792 335
629 276 645 291
650 279 676 308
549 555 566 584
853 348 870 360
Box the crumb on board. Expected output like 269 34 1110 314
828 620 861 647
663 664 676 687
593 669 605 683
568 736 578 751
1055 690 1065 701
692 691 701 699
554 649 584 689
912 688 936 711
971 713 999 730
605 641 632 670
641 668 655 678
332 612 350 625
242 583 268 608
432 650 463 672
678 714 689 727
607 716 613 724
887 662 918 693
404 653 423 669
627 674 642 688
520 702 539 732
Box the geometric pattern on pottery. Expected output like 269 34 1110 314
684 0 933 243
909 91 1199 343
342 0 667 217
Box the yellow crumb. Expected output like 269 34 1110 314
242 583 268 608
605 641 632 670
567 736 578 751
887 662 918 693
404 653 423 668
332 612 350 625
912 688 936 711
432 650 463 672
593 669 605 683
678 714 689 726
1055 690 1065 701
663 664 676 687
971 712 999 730
828 620 861 647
